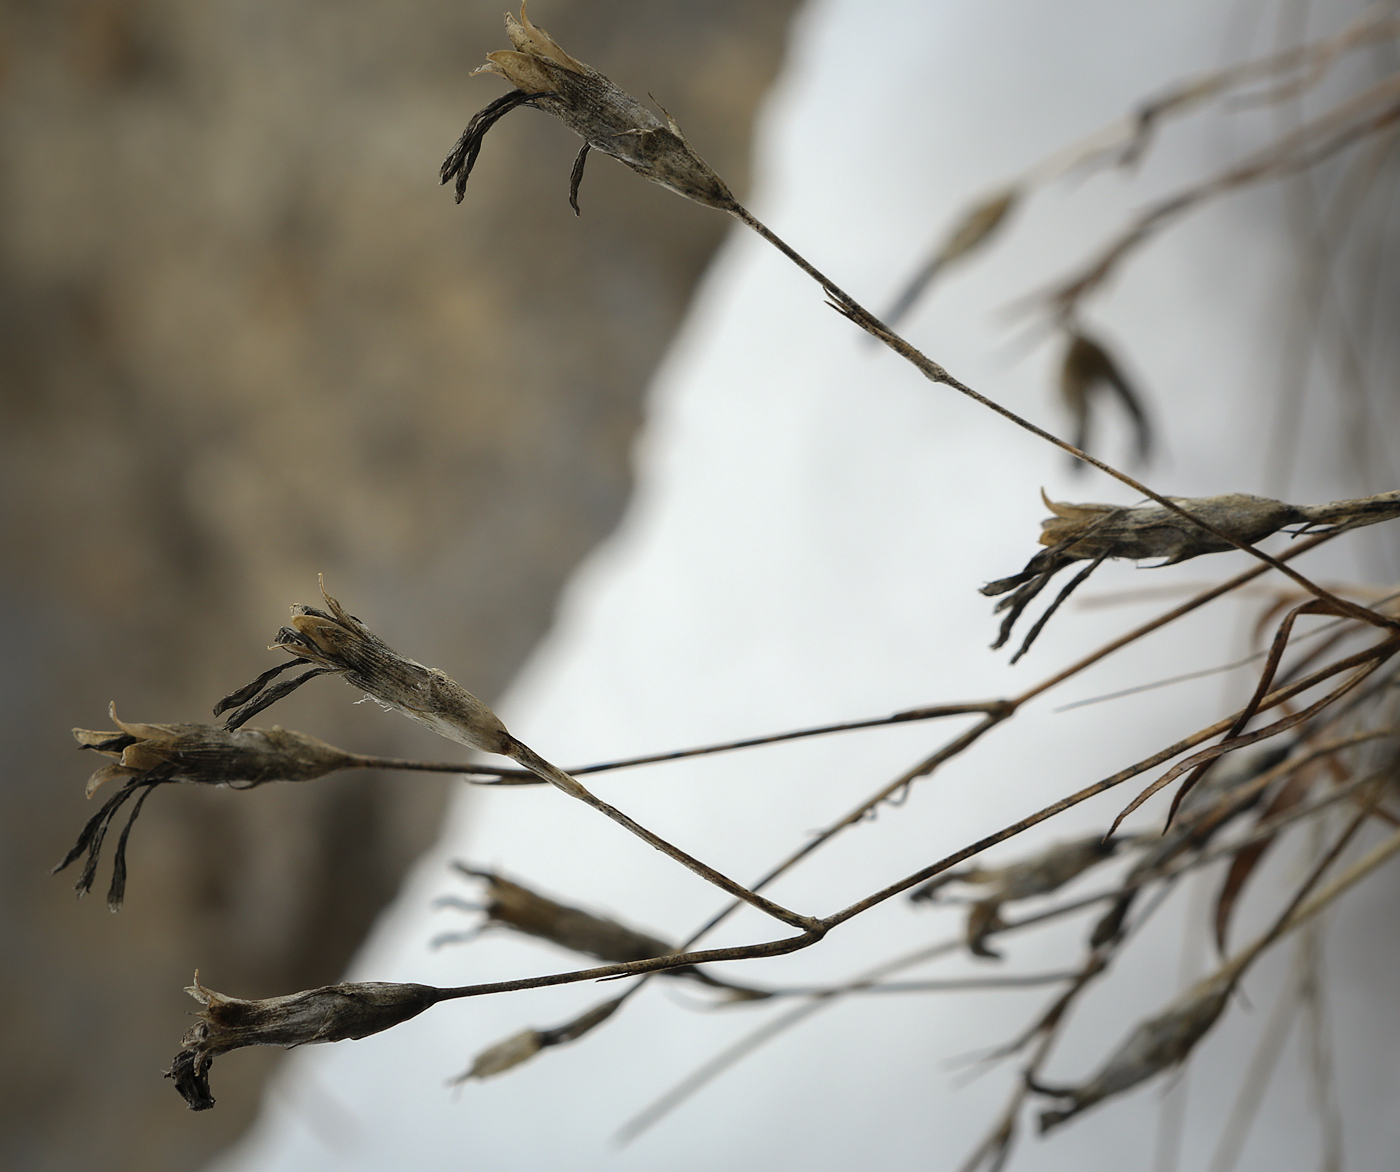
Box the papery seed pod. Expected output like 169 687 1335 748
1036 966 1235 1131
453 998 624 1084
460 1028 544 1081
463 865 675 963
218 577 592 800
440 5 736 213
167 974 442 1110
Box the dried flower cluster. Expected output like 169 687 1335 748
54 8 1400 1168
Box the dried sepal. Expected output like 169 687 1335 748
441 5 736 212
1035 965 1236 1131
167 973 443 1110
910 835 1122 958
1057 330 1152 469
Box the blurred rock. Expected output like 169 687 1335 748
0 1 797 1169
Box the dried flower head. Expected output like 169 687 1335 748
219 577 592 800
167 973 443 1110
440 5 736 213
981 488 1400 660
1035 966 1235 1131
57 706 359 910
441 864 768 998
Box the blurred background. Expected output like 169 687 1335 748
0 2 798 1169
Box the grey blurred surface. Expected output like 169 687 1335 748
0 2 798 1169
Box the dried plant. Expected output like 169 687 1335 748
54 5 1400 1168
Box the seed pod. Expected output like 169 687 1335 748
74 704 357 797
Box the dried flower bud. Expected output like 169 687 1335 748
883 187 1021 326
168 973 443 1110
1036 967 1234 1131
445 865 768 999
453 998 623 1084
219 577 594 802
910 835 1121 958
1058 330 1152 468
58 705 361 910
74 703 357 798
979 489 1400 660
441 5 736 213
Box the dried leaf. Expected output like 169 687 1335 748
1213 767 1316 952
1058 330 1152 468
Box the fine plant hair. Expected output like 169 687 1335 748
58 5 1400 1166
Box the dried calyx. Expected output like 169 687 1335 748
440 5 736 214
984 489 1400 660
57 706 359 910
167 974 443 1110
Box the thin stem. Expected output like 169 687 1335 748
820 640 1397 930
506 739 820 933
728 205 1396 632
427 700 1010 785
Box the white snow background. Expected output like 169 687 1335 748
210 1 1400 1169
